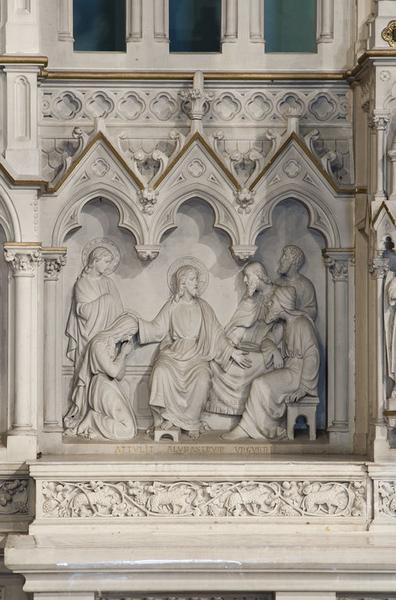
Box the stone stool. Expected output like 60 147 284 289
286 396 319 441
154 427 181 443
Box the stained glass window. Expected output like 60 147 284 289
264 0 317 53
73 0 126 52
169 0 221 53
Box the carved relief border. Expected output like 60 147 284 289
38 479 367 520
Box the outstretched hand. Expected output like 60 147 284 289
232 349 252 369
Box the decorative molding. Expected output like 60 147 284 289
98 595 273 600
377 481 396 518
40 479 367 519
381 20 396 49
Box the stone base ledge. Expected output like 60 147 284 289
5 532 396 594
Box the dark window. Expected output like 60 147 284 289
73 0 126 52
264 0 316 53
169 0 221 53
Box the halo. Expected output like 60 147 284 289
81 238 121 275
167 256 209 295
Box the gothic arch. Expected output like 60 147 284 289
150 184 243 247
248 187 341 248
51 183 145 247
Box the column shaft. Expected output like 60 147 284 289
127 0 142 41
154 0 168 41
317 0 334 42
222 0 238 41
250 0 264 42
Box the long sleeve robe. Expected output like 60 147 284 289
239 314 320 440
66 273 123 365
139 298 233 432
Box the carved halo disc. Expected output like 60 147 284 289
167 256 209 295
82 237 121 275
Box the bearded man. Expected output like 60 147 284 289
206 262 283 419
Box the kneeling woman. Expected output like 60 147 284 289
64 313 138 440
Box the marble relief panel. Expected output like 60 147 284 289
61 195 325 444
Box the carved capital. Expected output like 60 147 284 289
323 249 354 282
231 245 257 262
135 244 160 261
235 188 255 214
138 188 158 214
180 71 213 126
369 111 391 131
4 244 42 276
369 256 390 279
43 249 67 281
324 257 348 282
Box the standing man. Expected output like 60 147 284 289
276 245 317 321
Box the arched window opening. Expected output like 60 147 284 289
169 0 221 53
73 0 126 52
264 0 317 53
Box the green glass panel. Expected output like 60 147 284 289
264 0 317 53
169 0 221 53
73 0 126 52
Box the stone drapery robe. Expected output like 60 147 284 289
66 273 123 365
207 292 280 416
64 314 138 440
276 274 318 321
139 298 234 432
238 314 319 440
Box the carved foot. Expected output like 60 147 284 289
221 425 249 441
160 419 175 431
187 429 200 440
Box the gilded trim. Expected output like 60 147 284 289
249 132 356 195
382 21 396 49
46 131 144 193
0 163 46 188
3 242 41 247
0 55 48 66
153 131 240 191
384 410 396 417
41 246 67 254
40 69 346 82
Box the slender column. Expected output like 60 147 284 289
153 0 168 42
317 0 334 43
222 0 238 42
58 0 73 42
249 0 264 43
369 255 389 426
370 111 391 201
43 249 67 431
127 0 142 42
4 244 41 435
324 249 354 432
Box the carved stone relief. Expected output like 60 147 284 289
0 480 29 515
40 479 366 519
59 195 333 444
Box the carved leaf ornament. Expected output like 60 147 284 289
41 480 366 519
